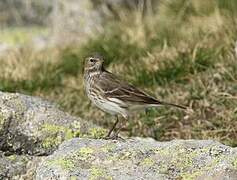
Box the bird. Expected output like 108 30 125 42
83 54 187 139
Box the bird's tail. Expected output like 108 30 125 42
158 101 187 110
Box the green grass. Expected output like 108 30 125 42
0 26 48 45
0 0 237 146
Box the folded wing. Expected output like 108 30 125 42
97 71 161 105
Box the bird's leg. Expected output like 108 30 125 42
105 116 119 138
111 122 124 140
109 116 127 140
145 108 148 115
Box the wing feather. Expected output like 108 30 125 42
96 71 161 105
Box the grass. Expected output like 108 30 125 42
0 0 237 146
0 26 48 45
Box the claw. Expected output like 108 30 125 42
103 133 125 141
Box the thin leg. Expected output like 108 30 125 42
110 117 127 140
106 116 119 138
109 126 123 140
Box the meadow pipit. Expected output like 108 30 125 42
84 55 187 139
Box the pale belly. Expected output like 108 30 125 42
85 79 128 118
91 95 127 117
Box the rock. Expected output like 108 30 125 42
36 138 237 180
0 91 107 155
0 150 43 180
0 1 52 26
49 0 157 45
49 0 103 45
0 0 157 52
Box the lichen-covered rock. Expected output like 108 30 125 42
0 151 43 180
36 138 237 180
0 91 106 155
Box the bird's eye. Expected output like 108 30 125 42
89 58 95 63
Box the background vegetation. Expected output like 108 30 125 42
0 0 237 146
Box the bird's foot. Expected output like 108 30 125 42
103 133 125 141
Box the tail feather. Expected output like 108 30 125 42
159 101 187 110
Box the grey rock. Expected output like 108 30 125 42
0 0 52 26
36 138 237 180
48 0 157 46
0 91 107 155
0 0 157 51
49 0 103 45
0 151 43 180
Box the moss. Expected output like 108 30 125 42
47 158 75 170
89 167 112 180
40 124 80 149
86 127 107 139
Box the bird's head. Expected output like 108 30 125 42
84 54 104 73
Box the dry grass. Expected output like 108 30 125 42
0 0 237 146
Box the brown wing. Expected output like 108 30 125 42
96 71 161 105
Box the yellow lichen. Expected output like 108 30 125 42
141 158 155 167
121 150 138 160
153 145 226 177
0 114 5 130
47 158 75 170
40 124 80 149
109 150 136 162
87 127 107 139
100 143 116 153
42 136 62 149
71 121 81 130
180 171 203 180
7 155 17 161
79 147 94 157
159 163 169 174
154 147 170 156
232 157 237 169
89 167 112 180
70 176 78 180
